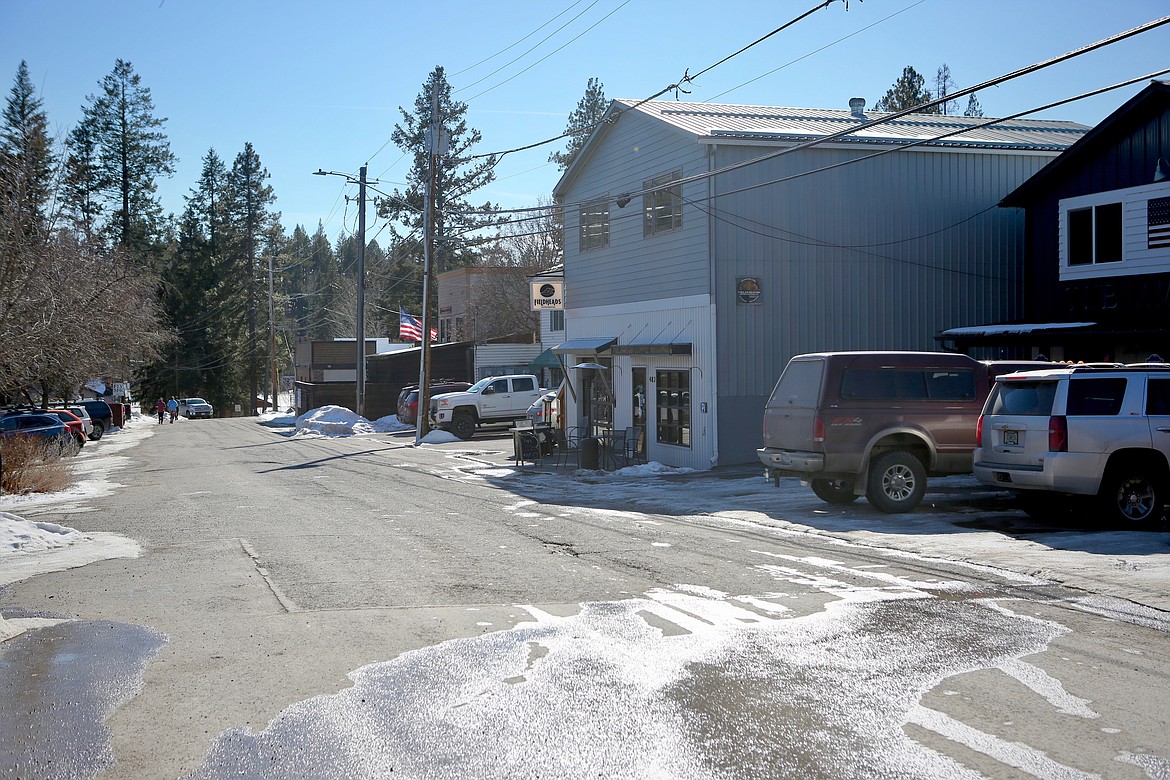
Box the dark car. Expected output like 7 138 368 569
75 399 113 440
396 380 471 426
757 352 1053 513
0 410 73 456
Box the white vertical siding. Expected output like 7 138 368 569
562 295 716 471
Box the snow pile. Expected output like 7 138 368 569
256 410 297 427
1 511 84 552
292 406 417 437
420 429 460 444
612 461 694 477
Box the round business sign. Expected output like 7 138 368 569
540 283 557 297
736 277 762 304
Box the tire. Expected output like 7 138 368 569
811 478 859 505
89 420 105 440
865 450 927 513
450 411 476 440
1100 467 1165 527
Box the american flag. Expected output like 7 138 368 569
1150 196 1170 250
399 307 437 342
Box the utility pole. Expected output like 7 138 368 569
313 166 374 419
356 164 368 418
415 81 445 444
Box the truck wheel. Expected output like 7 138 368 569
1100 467 1164 526
89 420 105 440
866 450 926 513
810 478 859 505
450 411 476 440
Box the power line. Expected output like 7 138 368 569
450 0 591 77
461 0 632 104
455 0 606 94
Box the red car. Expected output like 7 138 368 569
48 408 88 454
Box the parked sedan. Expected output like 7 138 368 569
65 405 94 437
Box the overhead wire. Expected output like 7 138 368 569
450 0 590 77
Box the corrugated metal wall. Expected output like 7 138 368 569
474 344 544 381
711 143 1060 463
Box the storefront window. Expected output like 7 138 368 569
656 370 690 448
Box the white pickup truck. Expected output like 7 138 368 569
429 375 543 439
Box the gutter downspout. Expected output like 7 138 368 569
707 142 720 467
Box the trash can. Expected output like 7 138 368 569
579 436 600 470
108 402 124 428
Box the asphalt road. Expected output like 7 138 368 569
1 417 1168 779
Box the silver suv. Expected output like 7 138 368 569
973 365 1170 525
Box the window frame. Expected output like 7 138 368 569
579 199 610 251
1058 182 1170 281
655 369 691 449
643 170 683 237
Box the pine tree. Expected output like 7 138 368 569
225 142 277 414
964 93 985 118
62 115 104 247
1 60 55 240
376 67 503 278
549 77 608 171
74 59 176 252
873 66 935 113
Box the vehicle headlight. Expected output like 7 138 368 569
437 399 450 408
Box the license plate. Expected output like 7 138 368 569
1003 430 1019 446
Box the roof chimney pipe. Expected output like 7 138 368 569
849 97 866 119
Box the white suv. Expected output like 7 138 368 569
973 365 1170 525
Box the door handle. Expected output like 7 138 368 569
1156 427 1170 433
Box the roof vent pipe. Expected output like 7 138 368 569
848 97 866 119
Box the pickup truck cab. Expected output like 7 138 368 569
430 375 543 439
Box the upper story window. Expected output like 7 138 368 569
548 309 565 332
579 200 609 251
643 170 682 237
1060 182 1170 282
1068 203 1122 266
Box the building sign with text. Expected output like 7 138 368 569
736 277 762 304
530 281 564 310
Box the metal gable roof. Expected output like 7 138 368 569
620 99 1089 152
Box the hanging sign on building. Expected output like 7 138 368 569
530 281 564 310
736 276 762 304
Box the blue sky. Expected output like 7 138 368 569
3 1 1167 243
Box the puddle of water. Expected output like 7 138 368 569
0 620 166 779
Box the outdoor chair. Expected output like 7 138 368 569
623 425 645 464
554 427 581 468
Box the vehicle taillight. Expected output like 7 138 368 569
1048 415 1067 452
813 415 825 443
976 414 983 448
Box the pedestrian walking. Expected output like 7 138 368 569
155 398 166 424
166 397 179 423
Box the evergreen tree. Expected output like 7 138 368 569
225 142 277 414
549 77 608 171
1 61 55 240
873 66 935 113
74 59 176 252
964 93 985 118
376 66 503 280
61 114 104 247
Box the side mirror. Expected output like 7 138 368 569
482 387 495 395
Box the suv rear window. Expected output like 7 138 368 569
987 381 1057 415
768 360 823 407
1149 379 1170 415
1066 377 1127 416
839 368 976 401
